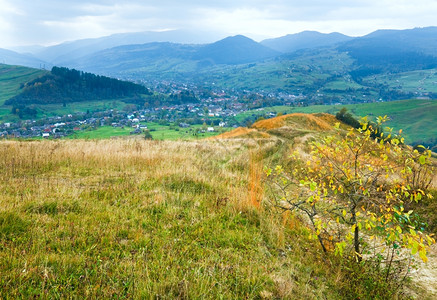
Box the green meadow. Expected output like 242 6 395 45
68 123 230 140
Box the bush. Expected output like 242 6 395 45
335 107 360 128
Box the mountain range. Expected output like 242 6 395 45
1 27 435 69
1 26 437 100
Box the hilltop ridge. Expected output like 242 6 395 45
213 113 338 140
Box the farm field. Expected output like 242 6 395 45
68 123 231 140
363 69 437 94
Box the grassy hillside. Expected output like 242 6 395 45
0 65 47 121
0 138 355 299
237 99 437 144
1 114 435 297
362 68 437 94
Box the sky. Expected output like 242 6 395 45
1 0 437 48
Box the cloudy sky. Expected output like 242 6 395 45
1 0 437 48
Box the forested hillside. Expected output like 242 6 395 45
5 66 151 106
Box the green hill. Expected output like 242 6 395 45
0 64 48 121
193 35 279 65
261 31 352 53
6 66 150 106
237 99 437 146
0 64 47 106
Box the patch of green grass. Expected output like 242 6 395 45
0 65 47 106
67 126 132 139
323 79 363 90
0 211 29 240
34 100 127 118
67 123 231 140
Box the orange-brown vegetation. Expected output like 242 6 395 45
210 127 270 139
248 150 264 209
214 113 337 140
252 113 335 131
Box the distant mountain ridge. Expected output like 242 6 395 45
6 27 437 73
261 31 353 53
0 48 45 68
193 35 279 64
338 27 437 72
22 29 227 65
2 27 437 102
71 42 200 74
69 35 279 75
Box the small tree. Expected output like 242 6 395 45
266 116 435 268
336 107 360 128
144 130 153 140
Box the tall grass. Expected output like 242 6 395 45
0 138 425 298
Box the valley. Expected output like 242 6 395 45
1 25 437 299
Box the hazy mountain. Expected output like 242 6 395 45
0 48 46 68
68 35 280 75
345 26 437 56
261 31 353 53
338 27 437 72
193 35 279 65
31 30 226 65
71 42 200 74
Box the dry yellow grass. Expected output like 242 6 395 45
0 138 351 299
212 114 336 141
210 127 271 139
252 113 334 131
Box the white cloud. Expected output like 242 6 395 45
0 0 436 48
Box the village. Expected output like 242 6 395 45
0 83 305 139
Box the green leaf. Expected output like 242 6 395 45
310 182 316 191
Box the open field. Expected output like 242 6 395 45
363 69 437 94
68 124 231 140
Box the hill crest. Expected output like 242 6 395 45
213 113 338 140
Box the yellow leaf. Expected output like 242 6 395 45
419 249 428 263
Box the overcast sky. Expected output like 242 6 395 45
1 0 437 48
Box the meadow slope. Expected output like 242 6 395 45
1 115 436 298
1 138 353 299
